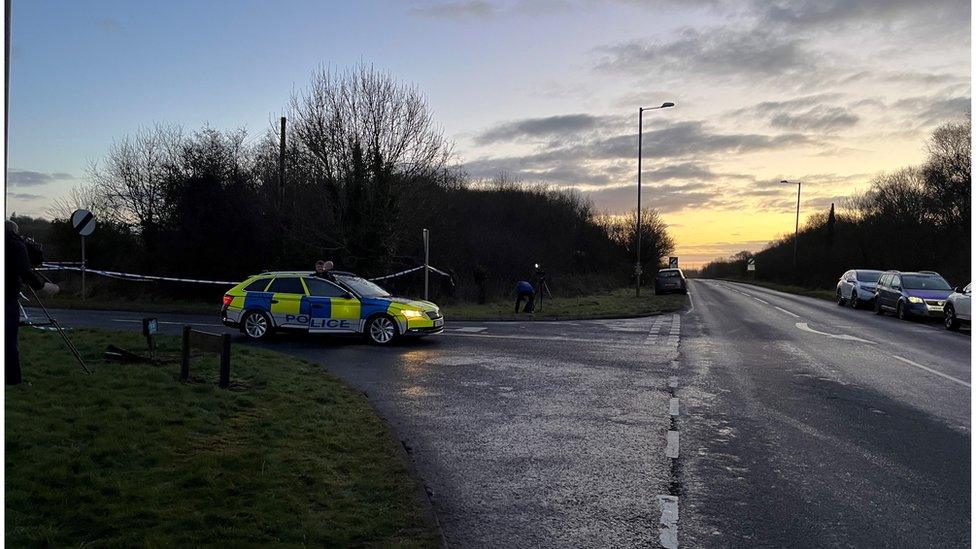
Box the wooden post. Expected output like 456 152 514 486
219 333 231 389
180 325 191 382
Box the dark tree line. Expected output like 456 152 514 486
701 120 971 288
32 64 676 302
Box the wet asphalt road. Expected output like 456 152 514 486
26 279 971 547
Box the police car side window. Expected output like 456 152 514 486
267 277 306 295
304 277 348 298
243 278 270 292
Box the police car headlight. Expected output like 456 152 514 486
907 296 924 304
402 309 424 318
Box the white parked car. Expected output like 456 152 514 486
836 269 882 309
943 283 971 331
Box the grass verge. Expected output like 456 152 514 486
6 328 439 547
442 287 687 320
715 278 836 301
37 294 216 315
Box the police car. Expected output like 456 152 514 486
221 270 444 344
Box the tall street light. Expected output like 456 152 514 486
635 101 675 297
781 179 802 270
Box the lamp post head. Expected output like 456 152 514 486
661 102 675 108
781 180 789 184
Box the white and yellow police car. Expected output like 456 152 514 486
221 271 444 344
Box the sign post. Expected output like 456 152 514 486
423 228 430 300
70 209 96 299
669 256 679 269
747 257 756 274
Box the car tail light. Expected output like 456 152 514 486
222 295 233 309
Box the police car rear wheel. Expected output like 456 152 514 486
367 316 397 345
243 311 272 340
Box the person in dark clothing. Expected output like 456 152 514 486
312 260 336 282
514 280 535 314
5 220 58 385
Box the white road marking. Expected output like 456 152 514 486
686 290 695 314
657 495 679 549
753 297 769 304
453 326 487 333
669 398 679 416
774 306 800 318
668 378 678 389
891 355 971 388
795 322 875 344
112 318 223 327
665 430 679 458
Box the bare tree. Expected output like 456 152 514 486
88 124 183 246
46 181 110 220
289 63 452 181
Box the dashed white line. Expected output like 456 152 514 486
452 326 487 333
669 398 679 417
657 495 679 549
665 430 680 458
774 306 800 318
891 355 971 388
753 297 769 304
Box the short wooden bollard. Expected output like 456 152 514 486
181 325 232 389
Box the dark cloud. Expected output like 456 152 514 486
464 119 811 195
769 106 859 131
475 114 614 144
596 26 815 79
585 121 813 160
7 170 74 186
753 0 970 29
585 182 716 213
730 95 859 132
890 95 971 128
7 192 44 200
408 0 496 19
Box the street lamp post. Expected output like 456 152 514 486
635 101 675 297
781 180 802 270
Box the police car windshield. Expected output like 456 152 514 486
336 275 391 298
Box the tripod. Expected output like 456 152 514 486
21 284 91 375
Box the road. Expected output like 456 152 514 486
24 278 970 547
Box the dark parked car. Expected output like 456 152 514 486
654 268 687 295
874 270 954 320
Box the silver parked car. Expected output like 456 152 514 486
944 283 971 331
836 269 882 309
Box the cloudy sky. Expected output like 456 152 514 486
6 0 971 266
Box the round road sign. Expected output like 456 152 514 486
71 209 96 237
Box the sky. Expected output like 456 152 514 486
5 0 972 267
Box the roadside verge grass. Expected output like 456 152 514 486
442 287 687 320
6 328 439 547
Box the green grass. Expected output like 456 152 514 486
6 329 439 547
442 287 687 320
715 278 836 301
39 294 216 315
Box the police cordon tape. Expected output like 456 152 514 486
38 262 453 286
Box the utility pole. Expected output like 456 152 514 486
781 180 802 270
278 116 286 206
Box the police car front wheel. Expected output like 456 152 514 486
242 310 273 340
367 315 398 345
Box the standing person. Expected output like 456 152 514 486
313 260 335 281
5 220 58 385
514 280 535 314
